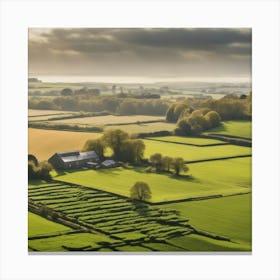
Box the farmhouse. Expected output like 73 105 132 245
48 150 99 169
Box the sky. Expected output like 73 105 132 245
29 28 252 83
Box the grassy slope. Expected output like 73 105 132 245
53 158 251 203
28 212 71 236
148 136 225 145
28 128 101 161
144 140 251 161
161 193 252 244
205 120 252 138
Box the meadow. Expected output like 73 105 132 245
160 193 252 244
28 181 248 252
50 115 165 125
28 211 72 237
104 122 175 133
28 109 75 116
147 136 226 146
28 128 101 161
205 120 252 139
143 140 251 162
53 157 251 203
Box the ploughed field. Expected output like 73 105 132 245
53 158 251 203
28 181 250 252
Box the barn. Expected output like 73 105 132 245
48 150 99 170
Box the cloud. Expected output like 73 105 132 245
28 28 251 77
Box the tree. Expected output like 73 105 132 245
61 88 73 96
175 118 192 136
204 111 221 128
83 138 105 158
102 129 129 160
171 158 189 176
120 139 145 163
150 153 163 172
130 181 152 201
28 154 39 166
162 156 173 172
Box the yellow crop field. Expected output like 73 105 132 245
28 128 101 161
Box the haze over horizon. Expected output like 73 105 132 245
29 28 252 83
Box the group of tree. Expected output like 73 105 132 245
29 96 169 116
60 87 100 96
166 93 251 124
175 109 221 136
149 153 188 176
83 129 145 164
28 155 53 181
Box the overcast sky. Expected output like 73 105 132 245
29 28 251 82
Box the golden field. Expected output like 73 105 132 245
28 128 101 161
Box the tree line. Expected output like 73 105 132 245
29 96 169 116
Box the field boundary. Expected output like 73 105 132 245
185 154 252 164
145 138 229 147
50 180 251 206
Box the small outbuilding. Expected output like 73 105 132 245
101 159 118 168
48 150 99 170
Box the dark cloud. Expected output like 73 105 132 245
28 28 251 78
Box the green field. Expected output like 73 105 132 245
29 232 116 252
205 121 252 138
161 193 252 244
50 115 165 125
28 212 71 236
53 158 251 203
144 140 251 162
104 122 176 134
148 136 225 145
168 234 251 251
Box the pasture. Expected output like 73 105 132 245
205 120 252 139
147 136 225 146
143 140 251 162
28 212 72 237
28 128 101 161
104 122 175 133
28 109 75 116
161 193 252 244
50 115 165 125
53 158 251 203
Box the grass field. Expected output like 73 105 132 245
50 115 165 125
104 122 176 133
205 121 252 138
28 212 71 236
168 234 251 251
148 136 226 145
29 113 77 121
29 232 115 252
161 193 251 244
28 128 101 161
28 109 75 116
53 158 251 203
143 140 251 162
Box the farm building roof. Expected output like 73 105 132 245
55 150 99 163
101 159 116 167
